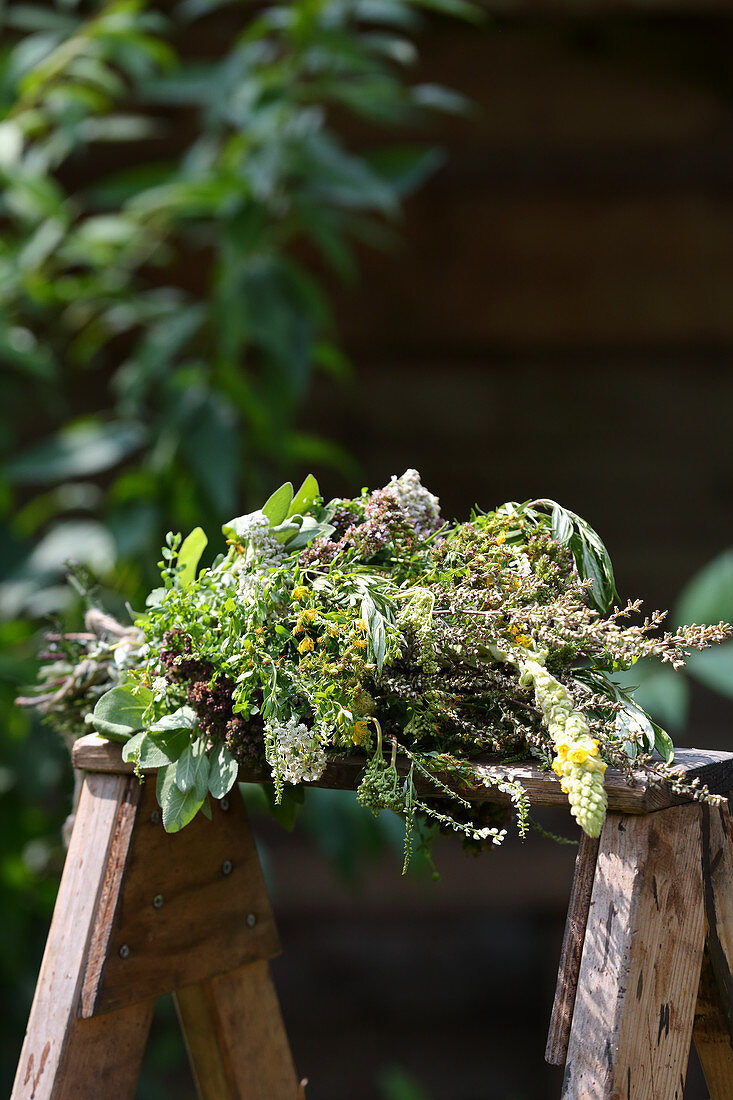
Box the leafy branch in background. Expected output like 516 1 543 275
614 549 733 733
1 0 478 621
0 3 479 1086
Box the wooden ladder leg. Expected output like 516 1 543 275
563 803 707 1100
14 766 302 1099
175 960 302 1100
693 800 733 1099
12 772 155 1100
546 833 601 1066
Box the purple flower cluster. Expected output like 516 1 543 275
158 630 264 766
300 489 415 566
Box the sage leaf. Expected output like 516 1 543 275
175 740 209 798
93 683 153 742
159 762 206 833
262 482 293 526
208 742 239 799
149 705 198 736
287 473 319 518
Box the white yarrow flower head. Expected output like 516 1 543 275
384 468 441 538
266 716 327 785
230 510 285 601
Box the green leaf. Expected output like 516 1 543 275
180 390 239 515
281 516 336 550
361 592 387 671
149 706 198 736
177 526 207 588
287 474 319 519
413 0 484 22
613 661 689 733
92 684 153 742
614 700 655 757
551 503 573 545
653 724 675 764
262 482 294 526
208 742 239 799
175 739 209 799
674 550 733 627
158 762 206 833
262 783 304 831
6 420 144 484
123 730 190 768
121 730 146 762
686 644 733 700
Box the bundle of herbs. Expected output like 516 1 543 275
20 471 731 869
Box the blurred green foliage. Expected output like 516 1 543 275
614 550 733 735
0 0 478 1089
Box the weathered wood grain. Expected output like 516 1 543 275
175 960 301 1100
11 772 153 1099
81 780 280 1017
52 999 156 1100
563 804 706 1099
545 833 600 1066
693 801 733 1098
72 733 733 815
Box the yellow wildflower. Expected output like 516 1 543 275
352 720 370 746
353 638 367 650
515 634 532 648
291 586 308 601
495 531 506 545
303 609 317 623
297 636 314 654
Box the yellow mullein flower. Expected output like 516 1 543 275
519 656 608 838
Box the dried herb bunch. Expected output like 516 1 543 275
21 472 731 868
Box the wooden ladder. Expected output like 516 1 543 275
12 736 733 1099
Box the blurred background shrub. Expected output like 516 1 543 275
0 0 478 1090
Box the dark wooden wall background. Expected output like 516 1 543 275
271 9 733 1099
305 11 733 618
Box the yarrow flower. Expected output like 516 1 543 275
384 468 441 538
230 510 285 602
266 716 327 785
